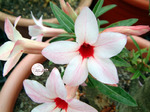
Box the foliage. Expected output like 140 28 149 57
87 75 137 106
50 2 74 33
126 36 150 80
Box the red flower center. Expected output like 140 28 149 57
54 97 68 111
79 43 94 59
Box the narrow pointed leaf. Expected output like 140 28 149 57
97 19 101 29
50 33 75 43
131 70 142 80
43 22 63 29
50 2 74 33
97 20 109 29
130 35 143 59
93 0 104 17
130 36 141 52
106 18 138 28
111 56 131 67
95 4 117 17
144 47 150 64
88 75 137 106
99 20 109 26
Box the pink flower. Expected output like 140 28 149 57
42 7 127 86
23 68 97 112
104 25 150 36
28 13 66 41
0 17 49 76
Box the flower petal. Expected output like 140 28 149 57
46 68 67 100
42 27 66 37
0 41 14 60
3 44 23 76
42 41 79 64
13 28 23 41
14 16 21 27
87 57 118 84
4 18 14 40
23 80 51 103
52 108 62 112
31 102 56 112
5 18 23 41
31 34 44 42
31 12 43 27
63 55 88 86
67 99 98 112
28 25 43 37
94 32 127 58
75 7 98 45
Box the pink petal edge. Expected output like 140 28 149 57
63 55 88 86
75 7 99 45
46 68 67 100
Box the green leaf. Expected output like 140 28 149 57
143 67 150 72
111 56 131 67
43 22 63 29
50 2 74 33
118 48 130 58
97 20 109 31
131 70 142 80
99 20 109 26
48 61 53 66
144 47 150 64
96 4 117 17
50 33 75 43
97 19 101 28
57 33 76 38
93 0 104 17
106 18 138 28
127 67 135 73
130 36 141 52
88 75 137 106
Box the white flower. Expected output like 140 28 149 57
23 68 97 112
42 7 127 86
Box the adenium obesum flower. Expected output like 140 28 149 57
42 7 127 86
0 17 49 76
23 68 97 112
103 25 150 36
28 13 66 41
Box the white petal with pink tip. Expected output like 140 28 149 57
14 16 21 27
46 68 67 100
75 7 98 45
29 25 43 37
23 80 51 103
63 55 88 86
31 102 56 112
87 57 118 84
94 32 127 58
3 49 23 76
4 18 14 40
31 13 43 27
42 41 79 64
67 99 98 112
13 28 23 41
0 41 14 60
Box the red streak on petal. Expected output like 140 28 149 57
54 97 68 111
79 43 94 59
